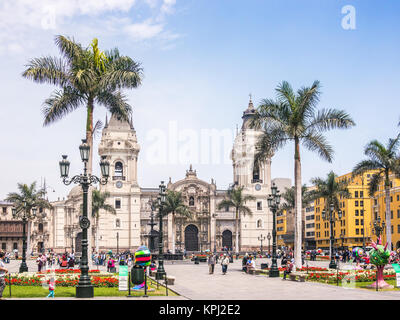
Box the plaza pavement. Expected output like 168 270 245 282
5 258 400 300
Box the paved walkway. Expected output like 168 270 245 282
5 258 400 300
162 259 400 300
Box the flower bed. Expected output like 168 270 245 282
5 273 119 287
38 269 101 274
306 269 396 284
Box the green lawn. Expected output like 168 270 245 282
3 281 177 298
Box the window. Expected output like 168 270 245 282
360 191 364 198
355 201 359 207
391 225 394 234
2 207 6 214
360 210 364 216
257 219 262 228
39 207 43 213
189 196 195 206
391 196 393 203
13 243 18 250
397 209 400 219
355 219 359 225
252 166 260 181
115 199 121 209
355 191 359 198
356 229 359 235
115 161 123 177
398 225 400 233
355 210 359 216
374 199 378 205
38 223 43 233
225 205 229 212
397 195 400 201
257 201 262 210
391 211 394 219
361 219 364 226
116 219 121 228
1 243 5 250
360 200 364 207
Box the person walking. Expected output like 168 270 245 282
0 252 9 300
221 254 230 275
208 254 216 274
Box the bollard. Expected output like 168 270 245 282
9 273 11 298
165 274 168 296
127 271 132 298
143 267 148 298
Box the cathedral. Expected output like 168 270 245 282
2 98 291 254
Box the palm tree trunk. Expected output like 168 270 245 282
86 98 94 262
235 209 239 254
172 213 176 254
385 179 391 249
294 138 302 268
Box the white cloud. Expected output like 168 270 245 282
124 20 164 40
0 0 179 55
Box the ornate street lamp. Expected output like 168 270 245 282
258 234 265 256
372 215 385 240
59 139 109 298
156 181 167 280
267 232 271 254
322 203 342 269
12 202 37 273
267 183 281 277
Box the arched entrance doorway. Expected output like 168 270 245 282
75 232 82 254
222 230 232 250
184 224 199 251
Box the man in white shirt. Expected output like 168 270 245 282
0 252 9 299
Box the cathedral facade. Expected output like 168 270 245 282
14 99 291 254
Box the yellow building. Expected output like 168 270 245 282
373 174 400 250
314 171 376 250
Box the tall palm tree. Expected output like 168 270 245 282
23 35 143 253
217 186 256 254
308 171 351 257
6 182 52 254
22 36 143 175
91 189 116 253
163 190 191 254
309 171 351 210
250 80 355 267
352 136 400 249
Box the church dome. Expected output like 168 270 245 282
68 186 82 199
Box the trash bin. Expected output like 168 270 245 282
194 257 199 264
261 263 269 270
131 265 145 285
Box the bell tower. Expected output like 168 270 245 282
97 113 142 252
231 96 271 188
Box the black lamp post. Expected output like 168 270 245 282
267 232 271 255
267 183 281 277
156 181 167 280
258 234 265 256
12 202 37 273
372 215 385 241
322 203 342 269
147 199 157 252
59 139 110 298
116 232 119 256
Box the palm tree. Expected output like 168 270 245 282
162 190 191 254
91 189 116 253
352 136 400 249
250 80 355 267
279 185 313 213
217 186 256 254
23 35 142 253
308 171 351 259
22 36 143 175
6 182 52 254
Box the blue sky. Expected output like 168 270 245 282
0 0 399 200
